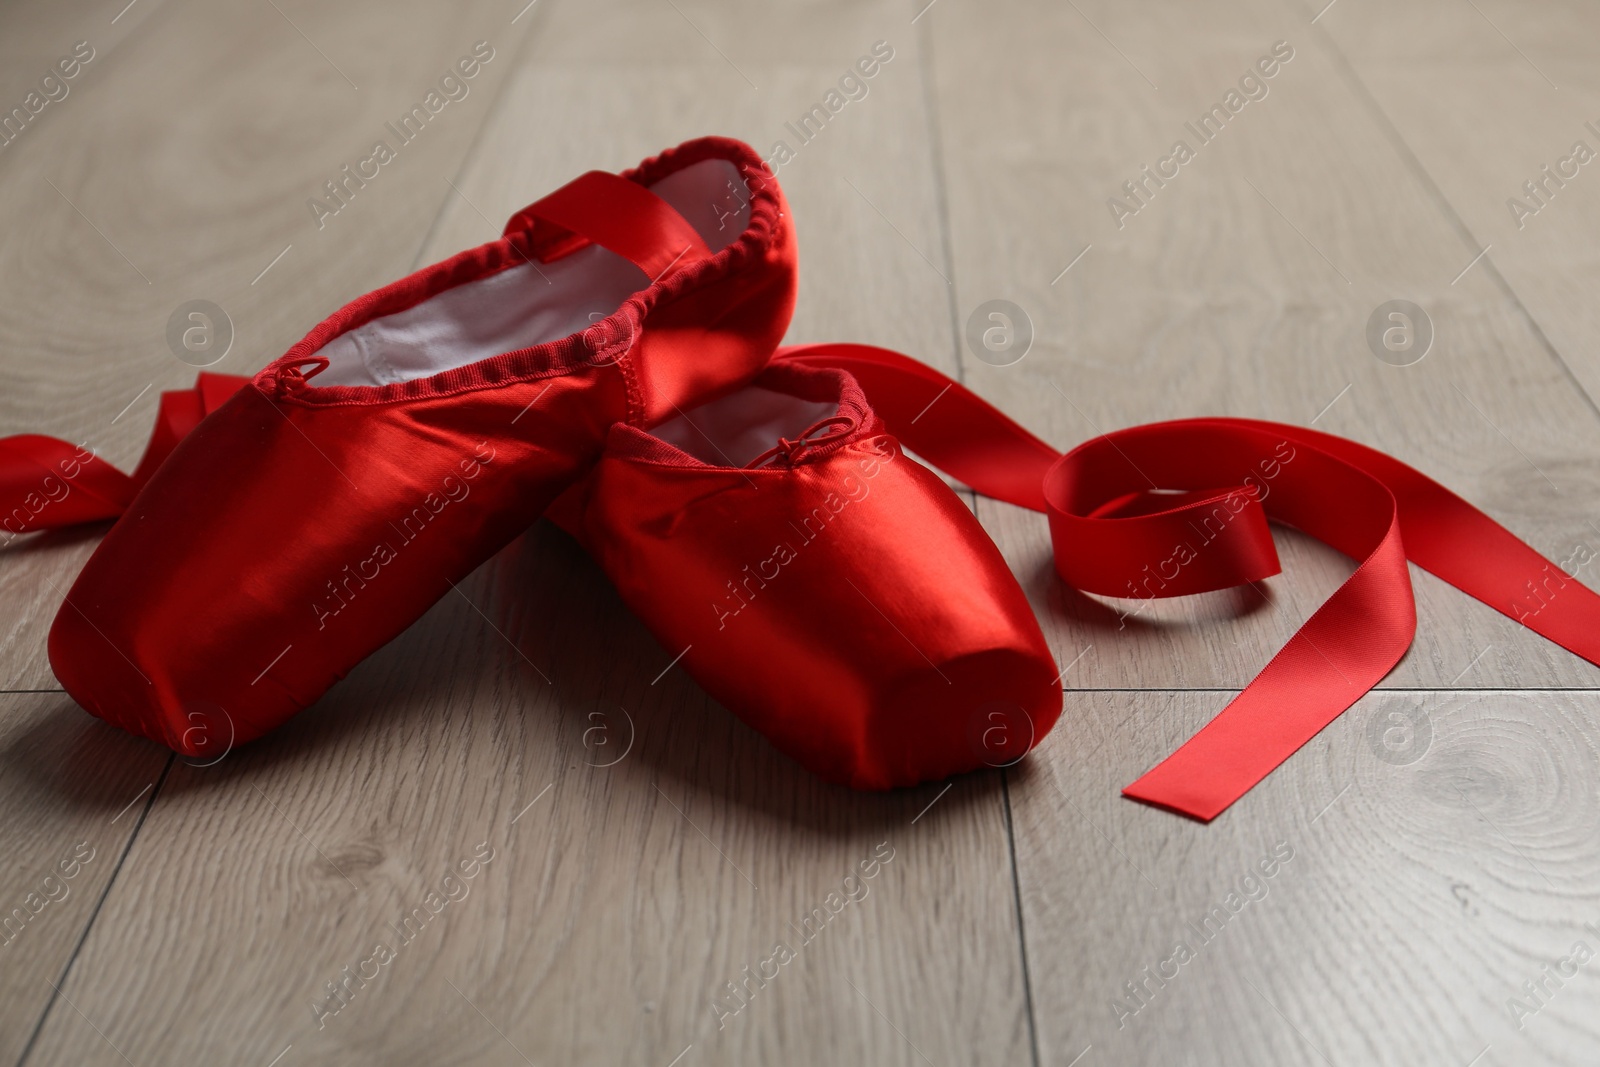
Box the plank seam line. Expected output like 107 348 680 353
1000 769 1044 1067
15 753 175 1067
1300 0 1600 426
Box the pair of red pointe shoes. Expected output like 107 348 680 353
19 136 1061 788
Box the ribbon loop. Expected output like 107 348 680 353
1051 483 1279 600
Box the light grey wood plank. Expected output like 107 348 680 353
924 0 1600 691
1304 0 1600 408
0 693 170 1067
1012 687 1600 1066
422 0 956 373
23 529 1028 1066
0 0 539 688
0 0 168 112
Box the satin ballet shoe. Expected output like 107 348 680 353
48 135 797 754
556 360 1062 789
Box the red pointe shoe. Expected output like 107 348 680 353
46 136 797 753
558 360 1062 788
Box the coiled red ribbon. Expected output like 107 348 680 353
9 350 1599 821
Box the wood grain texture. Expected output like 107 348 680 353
0 694 170 1067
22 529 1028 1066
421 0 958 373
1010 687 1600 1066
924 0 1600 690
0 0 537 688
18 2 1030 1064
0 0 168 113
1304 0 1600 409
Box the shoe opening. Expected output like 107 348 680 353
314 157 750 387
648 363 876 468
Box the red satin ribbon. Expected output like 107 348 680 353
778 343 1600 820
0 373 246 538
503 169 713 281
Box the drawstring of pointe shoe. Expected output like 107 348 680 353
269 356 331 397
744 414 858 470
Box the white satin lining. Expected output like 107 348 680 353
652 386 838 468
315 158 748 387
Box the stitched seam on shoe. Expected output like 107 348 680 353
616 329 646 427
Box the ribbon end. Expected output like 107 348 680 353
1121 779 1228 823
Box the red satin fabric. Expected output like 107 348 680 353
39 136 798 754
502 170 712 281
569 361 1062 789
779 343 1600 820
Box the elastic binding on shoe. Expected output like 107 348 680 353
744 415 858 469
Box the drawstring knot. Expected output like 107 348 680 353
271 356 330 396
745 415 857 469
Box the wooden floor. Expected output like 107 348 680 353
4 0 1600 1063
